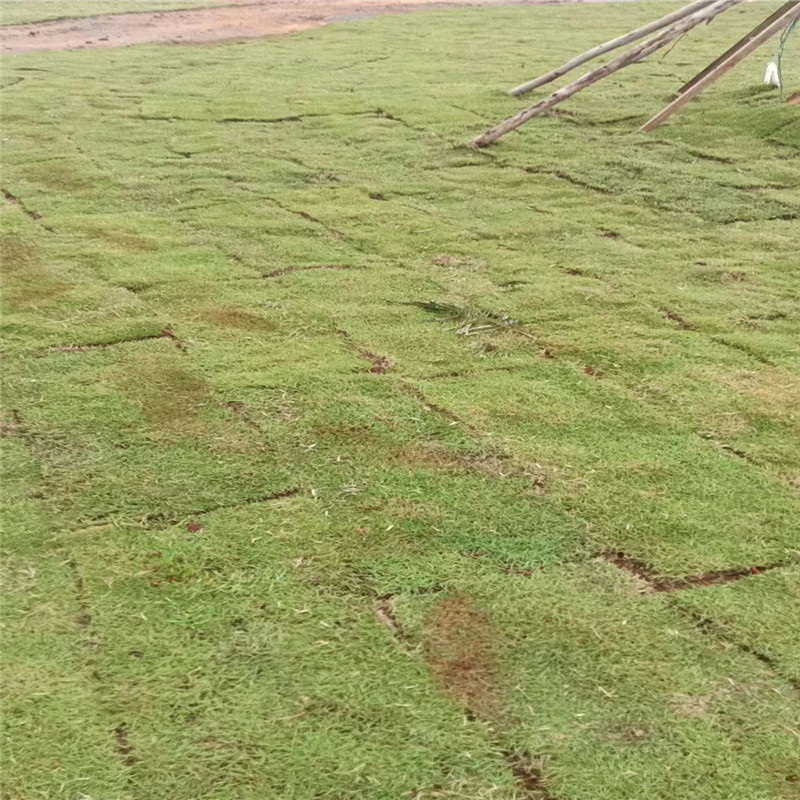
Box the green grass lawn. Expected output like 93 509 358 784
0 0 246 26
2 3 800 798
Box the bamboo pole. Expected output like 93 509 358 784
640 2 800 131
472 0 741 148
677 0 800 95
509 0 718 98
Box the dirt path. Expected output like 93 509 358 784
0 0 627 54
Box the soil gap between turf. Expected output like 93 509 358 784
601 551 788 592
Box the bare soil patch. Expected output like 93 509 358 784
423 594 505 723
1 0 622 54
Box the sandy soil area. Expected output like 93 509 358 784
1 0 626 54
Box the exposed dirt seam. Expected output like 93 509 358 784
583 113 642 128
414 585 445 595
1 409 32 441
421 364 525 379
134 109 382 125
523 166 612 195
697 432 758 465
220 115 302 124
422 369 469 379
501 564 543 577
767 117 800 139
375 108 427 133
332 54 392 71
338 330 391 373
768 211 800 222
47 554 137 774
370 586 443 648
601 551 788 592
64 558 107 688
222 400 261 429
671 602 800 694
500 156 728 223
223 250 247 266
0 411 70 518
118 274 268 292
267 198 345 238
710 336 775 366
135 487 302 527
399 382 465 426
743 311 789 322
659 307 692 329
1 411 57 503
687 149 735 165
443 101 485 119
67 558 93 630
765 136 800 151
554 254 780 377
1 187 46 224
722 210 800 224
503 750 554 799
113 723 138 768
262 264 358 279
48 327 184 352
227 109 393 123
180 486 302 516
734 182 800 191
168 145 192 159
159 327 188 353
373 594 410 644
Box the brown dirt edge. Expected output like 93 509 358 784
48 327 187 353
504 750 554 799
337 329 392 373
113 723 137 767
129 487 302 528
601 551 789 592
2 187 41 220
1 1 630 55
262 264 358 279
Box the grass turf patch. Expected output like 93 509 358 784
2 3 800 798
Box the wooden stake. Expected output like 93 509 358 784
473 0 741 148
509 0 718 97
640 2 800 131
677 0 800 95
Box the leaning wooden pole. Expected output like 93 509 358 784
677 0 800 95
509 0 717 97
472 0 741 148
640 1 800 131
